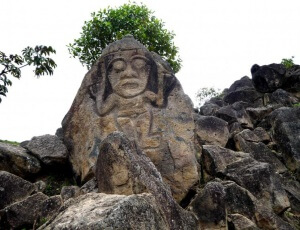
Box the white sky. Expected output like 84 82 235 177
0 0 299 142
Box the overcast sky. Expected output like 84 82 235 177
1 0 299 142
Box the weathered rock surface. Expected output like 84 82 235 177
194 115 229 147
25 134 68 165
40 192 190 230
0 142 41 177
216 102 253 128
234 129 287 173
0 171 36 209
1 192 48 229
251 63 286 93
61 35 199 200
96 132 198 228
60 186 81 201
262 107 300 174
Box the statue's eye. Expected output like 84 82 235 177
132 58 147 69
112 60 126 71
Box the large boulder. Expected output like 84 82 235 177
0 142 41 178
25 134 68 165
0 171 36 209
194 115 229 147
61 35 199 195
262 107 300 174
95 131 198 230
40 192 197 230
234 129 287 173
251 63 286 93
216 102 253 128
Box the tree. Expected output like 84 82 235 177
196 87 221 108
0 45 57 102
68 3 181 73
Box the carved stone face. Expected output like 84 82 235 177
107 50 150 98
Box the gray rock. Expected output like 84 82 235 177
40 193 170 230
1 192 48 229
234 130 287 173
228 214 259 230
0 142 41 178
224 88 262 106
264 107 300 174
251 63 286 93
60 186 81 201
216 102 253 128
202 145 250 176
0 171 36 209
189 181 226 225
80 177 98 194
246 106 274 124
264 88 298 106
199 103 220 116
25 134 68 165
253 127 271 143
227 76 254 93
195 115 229 147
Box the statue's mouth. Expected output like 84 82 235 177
121 82 139 89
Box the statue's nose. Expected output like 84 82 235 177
121 65 138 79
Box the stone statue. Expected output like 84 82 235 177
62 35 199 201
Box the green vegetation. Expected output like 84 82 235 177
0 46 56 102
196 87 221 108
68 2 181 73
43 172 76 196
293 102 300 108
0 139 20 146
281 56 294 69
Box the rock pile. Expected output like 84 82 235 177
0 36 299 229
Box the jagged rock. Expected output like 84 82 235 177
95 132 198 230
40 192 197 230
0 171 36 209
40 195 62 222
199 103 220 116
95 132 198 228
25 134 68 165
263 107 300 174
224 88 262 105
60 186 81 201
202 145 251 176
234 129 287 173
227 76 255 93
264 88 298 106
216 102 253 128
253 127 271 143
189 181 226 226
251 63 286 93
0 142 41 178
280 173 300 214
228 214 259 230
1 192 48 229
34 180 47 193
246 106 274 124
283 64 300 94
222 181 257 221
80 178 98 194
194 115 229 147
61 36 199 197
228 122 244 137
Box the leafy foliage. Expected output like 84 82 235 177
68 3 181 73
281 56 294 69
0 45 57 102
196 87 221 108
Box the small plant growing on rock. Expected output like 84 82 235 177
281 56 295 69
